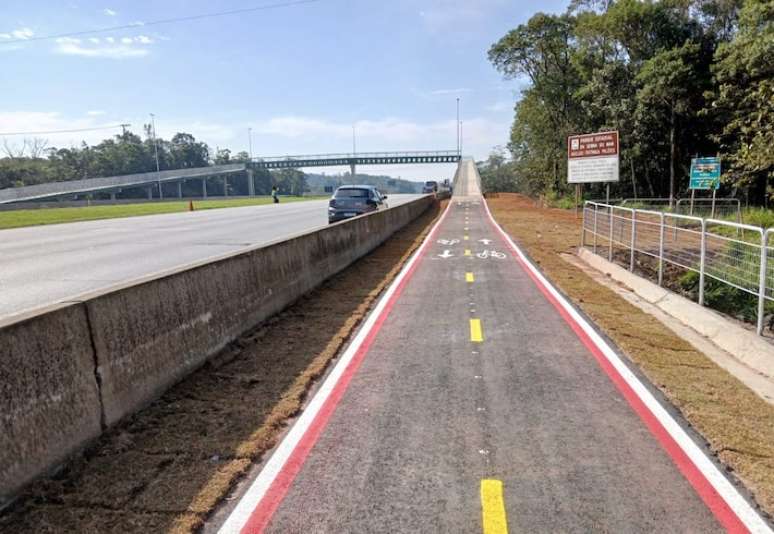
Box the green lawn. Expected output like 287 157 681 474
0 196 327 230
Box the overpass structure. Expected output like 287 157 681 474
0 150 461 205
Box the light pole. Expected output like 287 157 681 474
352 124 356 155
248 127 253 161
456 97 460 156
460 120 463 157
150 113 161 199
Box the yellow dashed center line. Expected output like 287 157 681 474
481 479 509 534
466 272 475 283
470 319 483 342
464 249 472 257
464 235 469 240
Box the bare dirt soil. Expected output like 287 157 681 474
488 193 774 518
0 201 444 534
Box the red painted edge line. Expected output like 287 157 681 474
241 203 449 533
484 207 748 533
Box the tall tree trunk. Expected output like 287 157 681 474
669 108 676 208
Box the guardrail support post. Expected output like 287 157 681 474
608 207 614 262
699 220 707 306
658 213 665 286
580 203 586 249
630 209 636 272
758 232 768 335
593 204 598 254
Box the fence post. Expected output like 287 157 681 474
608 206 614 262
758 231 768 336
630 209 636 271
580 203 586 248
658 213 665 286
593 204 598 254
699 220 707 306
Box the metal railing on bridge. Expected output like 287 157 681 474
581 201 772 335
252 150 461 169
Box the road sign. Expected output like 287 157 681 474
690 157 720 190
567 131 619 183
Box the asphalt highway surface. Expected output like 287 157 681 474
0 195 421 320
216 162 768 533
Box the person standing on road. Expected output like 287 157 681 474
272 186 279 204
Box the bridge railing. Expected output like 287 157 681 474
254 150 460 162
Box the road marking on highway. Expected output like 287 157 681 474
479 238 493 245
481 479 509 534
438 250 454 259
464 249 472 256
466 273 475 283
464 235 469 240
481 198 772 533
218 199 455 534
470 319 483 342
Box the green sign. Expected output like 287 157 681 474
690 157 721 190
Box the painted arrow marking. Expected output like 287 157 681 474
479 239 493 245
438 250 454 259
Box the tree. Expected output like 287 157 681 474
636 41 707 204
708 0 774 204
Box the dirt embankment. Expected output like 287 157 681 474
488 193 774 517
0 201 445 534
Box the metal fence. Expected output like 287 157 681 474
616 197 742 222
581 201 771 335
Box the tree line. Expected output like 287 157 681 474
480 0 772 205
0 126 308 197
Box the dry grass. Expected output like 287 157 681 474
0 201 445 534
488 193 774 516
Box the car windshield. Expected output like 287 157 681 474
335 188 369 198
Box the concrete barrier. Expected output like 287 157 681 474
0 196 432 502
0 305 103 505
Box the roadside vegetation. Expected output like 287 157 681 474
0 196 327 230
479 0 772 208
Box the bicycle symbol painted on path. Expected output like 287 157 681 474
476 250 506 260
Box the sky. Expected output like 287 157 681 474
0 0 566 181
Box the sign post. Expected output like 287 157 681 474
568 131 619 207
689 157 721 217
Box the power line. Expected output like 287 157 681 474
1 0 320 44
0 124 129 136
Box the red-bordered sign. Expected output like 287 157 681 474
567 131 619 183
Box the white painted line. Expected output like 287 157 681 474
218 201 453 533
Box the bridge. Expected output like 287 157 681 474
0 150 461 205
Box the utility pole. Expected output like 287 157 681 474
460 120 463 157
352 124 356 155
350 124 357 179
456 97 460 156
120 123 130 136
150 113 162 199
248 127 253 161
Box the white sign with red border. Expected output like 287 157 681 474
567 131 619 183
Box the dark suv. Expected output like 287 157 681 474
328 185 388 224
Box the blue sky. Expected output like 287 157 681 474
1 0 566 181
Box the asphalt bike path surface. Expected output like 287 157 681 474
217 163 770 533
0 195 420 320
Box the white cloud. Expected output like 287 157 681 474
86 110 106 116
54 35 155 59
103 8 117 16
429 88 472 96
0 27 34 41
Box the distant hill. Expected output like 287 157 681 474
305 172 422 195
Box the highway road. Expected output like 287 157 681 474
216 162 768 533
0 195 422 320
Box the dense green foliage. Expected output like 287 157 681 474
481 0 773 205
0 127 308 197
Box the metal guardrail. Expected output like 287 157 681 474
582 201 771 335
255 150 460 161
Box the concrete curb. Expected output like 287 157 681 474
578 247 774 380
